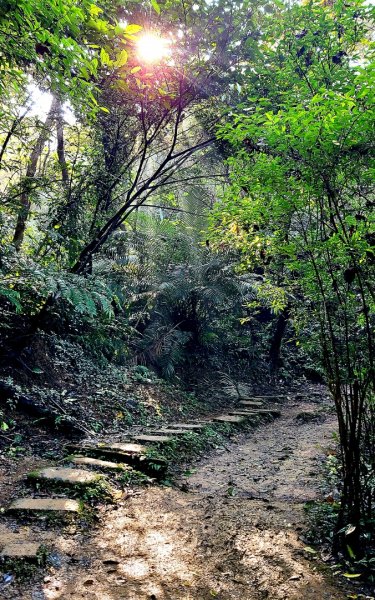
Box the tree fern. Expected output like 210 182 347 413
0 285 22 312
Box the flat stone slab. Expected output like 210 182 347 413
29 467 102 485
69 456 131 471
243 408 281 416
213 415 246 423
244 396 281 401
168 423 206 430
231 407 260 413
103 443 147 454
131 435 172 443
66 442 147 456
149 429 194 435
8 498 80 514
239 401 264 407
66 443 166 476
1 542 42 560
228 410 259 417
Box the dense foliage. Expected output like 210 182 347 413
0 0 373 567
209 0 374 559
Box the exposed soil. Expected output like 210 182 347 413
1 395 366 600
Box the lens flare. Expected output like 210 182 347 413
136 33 170 64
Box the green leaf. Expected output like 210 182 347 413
114 49 128 67
87 18 109 34
125 24 142 34
303 546 317 554
100 48 112 66
151 0 161 15
1 422 9 431
342 573 361 579
131 66 142 74
89 4 103 17
346 544 356 560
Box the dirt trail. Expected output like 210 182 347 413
5 396 350 600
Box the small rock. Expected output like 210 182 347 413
289 574 301 581
2 574 14 586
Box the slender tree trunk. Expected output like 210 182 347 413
268 306 290 373
55 99 69 188
0 108 29 169
12 97 58 250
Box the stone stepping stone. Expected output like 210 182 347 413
67 442 147 456
68 456 133 472
8 498 80 514
231 408 261 413
66 443 167 477
66 443 147 463
131 435 172 443
104 443 147 454
245 396 281 401
149 429 195 436
28 467 103 486
167 423 206 430
243 408 281 416
228 410 260 417
213 415 246 424
239 401 264 407
1 541 43 561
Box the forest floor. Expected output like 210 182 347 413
1 394 370 600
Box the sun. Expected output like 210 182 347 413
136 33 171 64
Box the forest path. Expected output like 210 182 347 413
12 396 350 600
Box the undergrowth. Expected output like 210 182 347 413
305 453 375 584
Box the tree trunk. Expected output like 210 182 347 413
55 99 69 188
268 306 290 373
12 97 58 250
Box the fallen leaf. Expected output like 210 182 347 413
112 490 123 500
345 524 356 536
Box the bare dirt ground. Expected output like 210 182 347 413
1 396 359 600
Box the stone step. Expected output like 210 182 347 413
244 396 282 401
1 541 44 561
8 498 80 515
213 415 246 424
232 407 261 413
66 442 147 456
131 435 172 443
103 442 147 454
66 443 167 476
149 429 196 436
227 410 261 417
68 456 133 472
243 408 281 417
167 423 207 430
239 401 264 407
28 467 104 486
